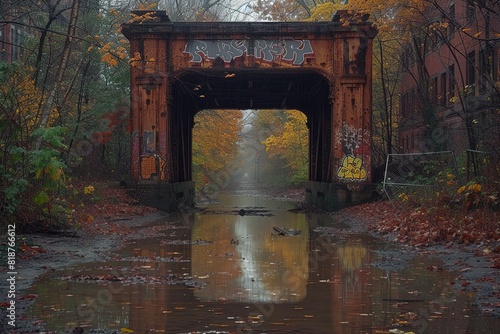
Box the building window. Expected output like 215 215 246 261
440 72 447 107
402 50 408 70
448 64 455 103
11 27 17 61
429 77 438 105
412 89 417 114
9 26 23 63
466 51 476 92
479 46 494 93
0 26 5 62
401 45 416 69
448 4 456 37
401 93 407 118
466 0 475 22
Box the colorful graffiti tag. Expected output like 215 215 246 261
336 122 369 181
184 39 314 65
337 155 367 180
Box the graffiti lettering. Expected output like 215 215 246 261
336 122 369 181
184 39 314 65
337 155 367 181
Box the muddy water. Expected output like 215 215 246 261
26 192 499 333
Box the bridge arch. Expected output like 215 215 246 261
170 68 331 184
122 10 377 211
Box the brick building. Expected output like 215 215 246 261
0 20 23 63
398 0 499 154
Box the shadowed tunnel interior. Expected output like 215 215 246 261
172 69 330 111
169 69 333 185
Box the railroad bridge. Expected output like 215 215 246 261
121 10 378 212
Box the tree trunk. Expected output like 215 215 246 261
377 37 393 155
36 0 80 133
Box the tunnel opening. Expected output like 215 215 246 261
171 69 332 191
192 108 310 201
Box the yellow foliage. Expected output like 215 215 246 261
458 183 481 194
129 52 142 67
467 183 481 193
337 244 367 270
263 110 308 171
0 67 49 130
101 53 118 67
129 10 156 24
100 42 112 53
192 110 243 187
398 193 409 202
84 185 95 195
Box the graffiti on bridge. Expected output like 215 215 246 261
184 39 314 65
336 122 369 181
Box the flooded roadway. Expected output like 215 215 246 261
26 186 499 333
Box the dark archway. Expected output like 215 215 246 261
170 69 331 185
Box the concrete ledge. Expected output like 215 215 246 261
126 181 195 212
305 181 374 211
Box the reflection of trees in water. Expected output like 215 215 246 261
337 242 368 293
337 243 368 271
191 213 308 303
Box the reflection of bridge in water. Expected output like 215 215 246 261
121 10 378 212
126 190 376 332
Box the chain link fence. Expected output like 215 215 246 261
382 151 459 204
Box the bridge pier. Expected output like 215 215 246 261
305 181 374 211
127 181 195 212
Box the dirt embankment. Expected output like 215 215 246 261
339 201 500 318
1 211 169 333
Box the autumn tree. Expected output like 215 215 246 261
262 110 309 184
0 0 149 227
248 109 308 185
192 110 243 192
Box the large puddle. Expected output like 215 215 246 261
26 192 499 333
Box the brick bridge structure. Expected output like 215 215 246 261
121 10 377 212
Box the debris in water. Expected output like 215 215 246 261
272 226 302 236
